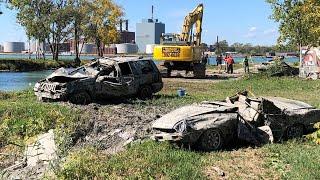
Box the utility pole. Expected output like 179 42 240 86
216 36 220 55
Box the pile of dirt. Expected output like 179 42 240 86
70 103 172 153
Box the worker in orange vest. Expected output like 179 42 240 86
226 55 235 74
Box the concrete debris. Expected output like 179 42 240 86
25 129 57 167
1 130 57 180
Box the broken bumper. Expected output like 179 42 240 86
35 91 67 100
151 132 183 141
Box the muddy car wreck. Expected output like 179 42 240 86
34 56 163 104
152 92 320 151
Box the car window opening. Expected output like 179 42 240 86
119 62 133 76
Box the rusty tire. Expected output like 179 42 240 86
138 85 153 100
199 128 224 151
285 124 304 140
70 91 92 105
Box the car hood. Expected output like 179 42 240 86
152 104 237 129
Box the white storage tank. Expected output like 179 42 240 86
4 42 25 53
115 43 138 54
80 43 96 54
146 44 156 54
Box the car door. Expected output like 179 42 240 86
118 62 137 95
134 60 154 85
96 64 128 97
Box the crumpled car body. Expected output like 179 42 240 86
34 56 163 104
152 93 320 150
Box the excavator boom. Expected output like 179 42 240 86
180 4 203 46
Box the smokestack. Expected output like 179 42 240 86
120 19 123 32
125 20 128 31
151 5 154 20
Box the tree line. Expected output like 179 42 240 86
9 0 123 64
210 40 298 55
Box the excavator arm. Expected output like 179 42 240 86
180 4 203 46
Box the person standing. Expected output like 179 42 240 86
202 54 209 65
224 55 229 72
243 56 250 73
216 54 223 73
226 55 235 74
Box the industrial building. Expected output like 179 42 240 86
3 42 25 53
79 43 96 54
136 18 165 53
0 44 3 52
119 20 135 44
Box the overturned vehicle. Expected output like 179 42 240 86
34 56 163 104
152 92 320 151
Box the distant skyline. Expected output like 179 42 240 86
0 0 279 46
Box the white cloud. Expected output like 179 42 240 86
249 27 257 32
244 26 257 38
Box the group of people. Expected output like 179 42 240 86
216 54 251 74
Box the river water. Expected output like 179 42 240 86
0 70 53 92
0 56 299 92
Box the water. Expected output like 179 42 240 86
208 56 299 65
0 70 53 92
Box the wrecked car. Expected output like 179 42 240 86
34 56 163 104
152 92 320 151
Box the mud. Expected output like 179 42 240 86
69 102 173 153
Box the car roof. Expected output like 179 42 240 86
98 56 152 65
262 97 314 110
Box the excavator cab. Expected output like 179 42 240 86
160 33 186 45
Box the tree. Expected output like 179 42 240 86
69 0 91 65
266 0 320 54
84 0 123 57
214 40 229 54
10 0 73 61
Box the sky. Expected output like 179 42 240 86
0 0 279 46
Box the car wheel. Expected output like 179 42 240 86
285 124 304 139
70 91 92 105
138 85 153 100
199 128 224 151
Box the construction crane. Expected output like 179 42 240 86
153 4 206 78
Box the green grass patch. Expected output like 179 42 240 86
56 141 204 179
264 141 320 179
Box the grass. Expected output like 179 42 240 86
1 75 320 178
0 90 86 169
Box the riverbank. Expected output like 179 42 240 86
0 76 319 179
0 59 89 72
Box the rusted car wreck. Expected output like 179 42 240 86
152 92 320 151
34 56 163 104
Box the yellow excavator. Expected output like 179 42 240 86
153 4 206 78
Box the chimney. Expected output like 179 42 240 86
125 20 128 31
151 5 154 20
120 19 123 32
